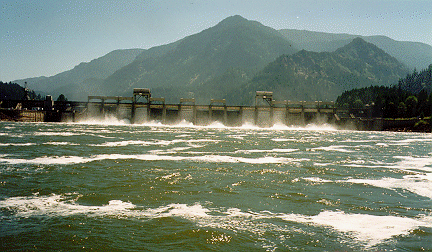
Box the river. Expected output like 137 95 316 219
1 120 431 251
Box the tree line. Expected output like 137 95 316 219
336 65 432 118
0 81 43 101
0 81 68 102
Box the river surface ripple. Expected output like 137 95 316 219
0 121 431 251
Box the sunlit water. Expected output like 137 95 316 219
1 120 431 251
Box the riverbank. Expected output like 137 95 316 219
383 118 431 133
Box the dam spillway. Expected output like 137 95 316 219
82 89 341 127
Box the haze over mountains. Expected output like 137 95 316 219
14 15 429 104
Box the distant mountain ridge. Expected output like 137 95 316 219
10 15 426 103
14 49 144 100
279 29 432 71
239 37 409 103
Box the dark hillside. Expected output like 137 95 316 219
239 38 409 104
102 15 298 102
279 29 432 71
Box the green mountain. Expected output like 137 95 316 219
102 15 297 103
279 29 432 71
239 38 409 104
11 16 428 104
14 49 144 101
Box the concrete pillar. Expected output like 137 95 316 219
193 105 197 125
270 106 274 127
301 102 305 125
131 102 136 124
162 104 167 124
101 99 105 115
178 104 182 122
254 107 258 126
223 105 228 126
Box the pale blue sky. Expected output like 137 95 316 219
1 0 431 82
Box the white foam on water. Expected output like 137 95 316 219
175 120 195 127
33 132 79 136
0 155 91 165
0 143 36 147
90 140 156 147
0 194 135 218
2 194 431 248
0 153 302 165
90 138 219 147
269 123 338 131
73 115 343 132
303 123 339 131
394 156 432 173
44 141 79 146
271 138 297 142
205 121 227 128
345 173 432 199
302 172 432 199
376 143 389 147
75 115 130 125
0 194 210 220
235 148 298 154
278 211 432 247
303 177 333 183
390 137 432 146
312 145 355 153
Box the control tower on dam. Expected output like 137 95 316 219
82 88 345 127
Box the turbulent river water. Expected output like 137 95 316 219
0 120 431 251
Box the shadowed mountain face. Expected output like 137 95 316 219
239 38 409 104
279 29 432 71
101 15 298 102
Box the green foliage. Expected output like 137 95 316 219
353 99 364 109
0 81 43 101
336 65 432 118
56 94 67 102
398 65 432 94
397 102 407 118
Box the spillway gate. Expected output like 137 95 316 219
84 89 339 127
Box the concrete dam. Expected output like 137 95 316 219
83 89 344 128
3 88 392 130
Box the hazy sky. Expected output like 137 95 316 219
1 0 431 82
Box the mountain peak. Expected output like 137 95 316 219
338 37 380 51
335 37 390 60
218 15 248 26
